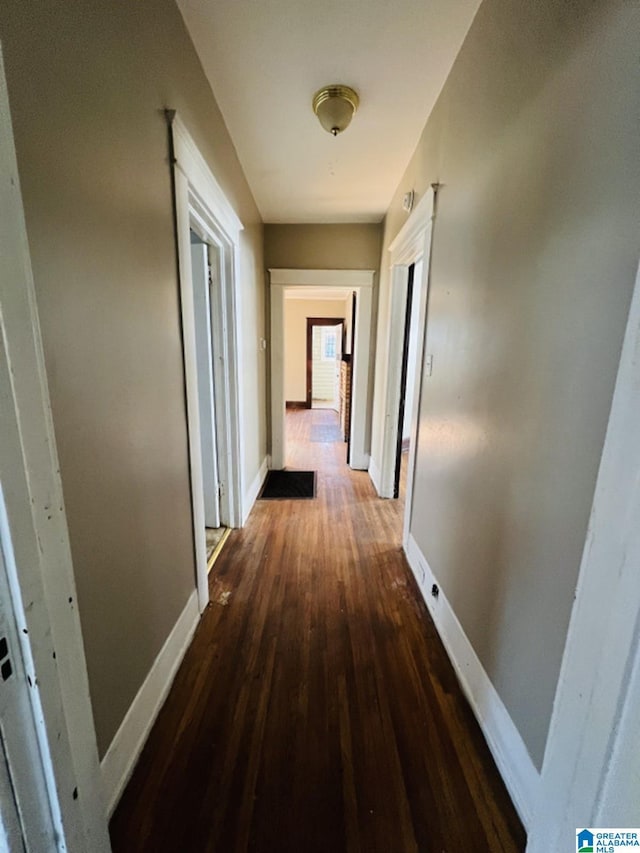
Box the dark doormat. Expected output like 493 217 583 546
259 470 316 499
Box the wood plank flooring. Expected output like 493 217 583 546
110 409 525 853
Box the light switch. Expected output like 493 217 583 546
425 354 433 377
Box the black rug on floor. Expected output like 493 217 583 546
259 470 316 499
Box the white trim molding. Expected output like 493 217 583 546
268 268 375 470
385 189 436 504
168 110 245 612
171 114 243 241
368 456 383 496
405 535 540 828
372 186 436 556
101 590 199 816
388 187 435 262
243 456 269 525
269 268 375 288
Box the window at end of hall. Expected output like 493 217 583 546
321 328 337 361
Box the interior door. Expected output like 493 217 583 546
191 240 221 528
306 317 346 410
333 323 342 410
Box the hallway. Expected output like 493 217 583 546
110 409 525 852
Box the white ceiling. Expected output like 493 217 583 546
177 0 481 223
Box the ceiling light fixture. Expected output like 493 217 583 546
312 85 359 136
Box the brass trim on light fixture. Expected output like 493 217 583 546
312 85 360 135
312 85 360 115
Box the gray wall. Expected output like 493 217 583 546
374 0 640 768
0 0 265 756
264 223 382 270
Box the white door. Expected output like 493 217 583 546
0 520 59 851
191 240 221 528
333 323 343 411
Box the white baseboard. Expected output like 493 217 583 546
368 455 383 495
350 451 370 471
405 534 540 829
101 589 199 816
242 455 268 524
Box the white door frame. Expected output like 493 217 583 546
191 241 221 530
374 188 437 540
0 725 25 851
169 112 244 612
268 269 375 470
0 44 110 851
527 259 640 850
0 498 62 850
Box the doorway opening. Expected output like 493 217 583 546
170 111 245 612
279 284 359 468
307 318 344 411
270 269 375 471
372 185 437 549
189 231 231 574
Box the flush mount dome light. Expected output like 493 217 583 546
312 85 359 136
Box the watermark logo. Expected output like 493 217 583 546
577 828 640 852
578 830 594 852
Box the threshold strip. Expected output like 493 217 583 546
207 527 232 574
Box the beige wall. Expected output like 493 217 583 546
284 299 349 402
265 223 382 270
0 0 265 756
372 0 640 768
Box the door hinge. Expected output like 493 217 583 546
0 636 13 681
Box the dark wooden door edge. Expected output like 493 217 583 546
346 292 356 462
286 401 308 409
394 266 415 499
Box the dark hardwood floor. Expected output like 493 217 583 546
110 409 525 853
